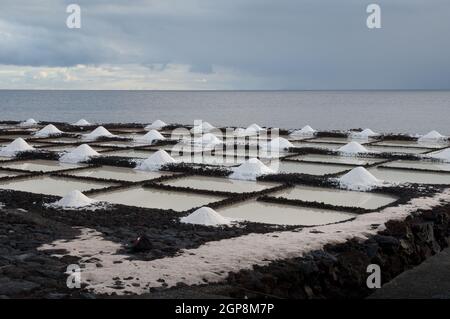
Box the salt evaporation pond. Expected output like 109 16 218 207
274 161 351 175
368 167 450 185
365 145 429 154
272 185 398 210
290 154 384 166
68 166 174 182
0 170 23 178
160 175 279 193
216 201 356 226
373 140 448 149
0 176 115 196
0 160 84 172
381 160 450 172
100 149 157 158
173 153 249 167
91 187 225 212
290 141 342 150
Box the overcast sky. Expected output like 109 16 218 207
0 0 449 90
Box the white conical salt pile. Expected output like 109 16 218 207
192 133 222 145
338 141 369 155
233 128 246 136
34 124 63 138
243 123 264 136
351 128 379 139
83 126 114 140
180 207 231 226
191 121 215 133
135 130 165 144
430 148 450 162
339 167 382 191
136 150 176 171
0 138 35 157
418 130 446 142
50 190 97 209
59 144 100 163
73 119 91 126
265 137 294 150
290 125 316 137
145 120 167 130
229 158 275 181
19 118 38 127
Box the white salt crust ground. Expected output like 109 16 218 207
38 188 450 295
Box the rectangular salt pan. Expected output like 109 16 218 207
274 161 351 175
0 176 115 196
272 185 398 210
91 187 225 212
68 166 173 182
381 160 450 172
216 201 356 226
0 160 84 172
100 149 156 158
368 167 450 185
290 154 383 166
160 175 279 193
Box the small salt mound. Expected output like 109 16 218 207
338 141 368 155
135 130 165 144
290 125 316 136
0 138 35 157
51 190 96 209
180 207 231 226
265 137 294 150
192 133 222 145
145 120 167 130
136 150 176 171
73 119 91 126
59 144 100 163
430 148 450 162
418 130 446 142
19 118 38 127
339 167 382 191
229 158 275 181
83 126 114 140
34 124 63 138
233 128 247 136
191 121 215 133
351 128 379 139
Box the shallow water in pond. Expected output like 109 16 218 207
290 154 383 166
173 153 247 166
272 185 398 210
373 140 448 149
216 201 356 226
365 145 429 154
368 167 450 185
91 187 224 212
0 160 84 172
100 149 156 158
272 161 351 175
291 141 341 150
0 176 114 196
381 160 450 172
68 166 173 182
0 170 22 178
160 175 279 193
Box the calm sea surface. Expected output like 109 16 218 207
0 90 449 134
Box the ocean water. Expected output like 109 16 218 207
0 90 449 134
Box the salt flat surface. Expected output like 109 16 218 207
39 189 450 295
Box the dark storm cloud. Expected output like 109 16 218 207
0 0 449 89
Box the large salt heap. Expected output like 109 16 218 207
339 167 382 191
0 138 35 157
180 207 231 226
145 120 167 130
430 148 450 162
191 122 215 134
338 141 369 155
83 126 114 140
73 119 91 126
290 125 316 137
192 133 222 146
135 130 165 144
59 144 100 163
19 118 38 127
243 123 264 136
418 130 446 142
229 158 275 181
50 190 97 209
34 124 63 138
136 150 176 171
